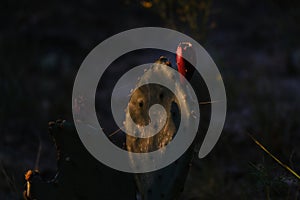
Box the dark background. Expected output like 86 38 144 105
1 0 300 199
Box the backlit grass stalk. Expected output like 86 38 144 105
247 133 300 180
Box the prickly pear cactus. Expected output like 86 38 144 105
125 57 197 200
24 120 136 200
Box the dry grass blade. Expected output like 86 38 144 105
109 126 124 137
0 161 18 197
247 132 300 180
34 136 42 171
199 100 224 105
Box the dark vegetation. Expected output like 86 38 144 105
1 0 300 199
